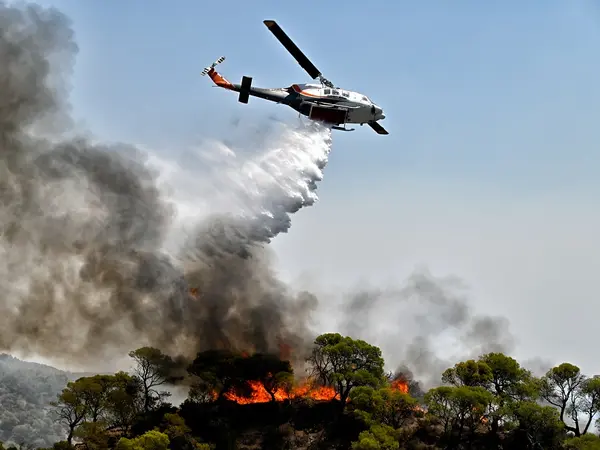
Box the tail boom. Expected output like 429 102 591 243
201 56 289 104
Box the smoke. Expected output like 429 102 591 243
0 0 520 393
0 1 331 371
339 269 516 389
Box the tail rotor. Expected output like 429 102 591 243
201 56 226 76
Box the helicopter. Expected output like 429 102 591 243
201 20 388 135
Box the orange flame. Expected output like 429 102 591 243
391 378 409 394
223 377 410 405
223 379 338 404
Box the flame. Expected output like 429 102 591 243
204 350 413 405
222 376 410 405
223 379 338 404
390 379 409 394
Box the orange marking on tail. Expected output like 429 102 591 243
208 68 234 89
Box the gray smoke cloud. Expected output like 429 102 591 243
0 1 331 371
339 269 516 389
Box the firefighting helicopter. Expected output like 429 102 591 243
201 20 388 135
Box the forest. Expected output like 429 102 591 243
1 333 600 450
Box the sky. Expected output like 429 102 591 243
32 0 600 375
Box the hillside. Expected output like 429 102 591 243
0 354 92 448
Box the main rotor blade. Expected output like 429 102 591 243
263 20 322 80
368 121 389 135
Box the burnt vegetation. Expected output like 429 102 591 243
1 336 600 450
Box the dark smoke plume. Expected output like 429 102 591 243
0 1 331 372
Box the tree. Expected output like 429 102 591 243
76 375 114 423
73 422 110 450
424 385 494 447
50 381 89 445
441 360 493 388
507 401 564 450
160 413 213 450
237 353 294 402
306 333 385 410
563 434 600 450
116 430 169 450
104 372 144 435
351 424 400 450
541 363 589 436
479 352 539 433
578 376 600 435
187 349 246 402
349 386 418 429
443 353 539 435
187 350 294 403
128 347 180 413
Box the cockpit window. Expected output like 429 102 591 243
324 89 331 95
342 91 349 97
332 90 340 96
362 96 370 103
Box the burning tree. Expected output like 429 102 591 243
186 349 338 404
306 333 386 410
185 333 392 407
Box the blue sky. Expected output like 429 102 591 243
41 0 600 189
36 0 600 374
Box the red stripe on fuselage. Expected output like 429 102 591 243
292 84 323 98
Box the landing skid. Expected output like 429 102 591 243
331 125 355 132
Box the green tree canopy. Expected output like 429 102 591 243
441 359 493 388
306 333 385 409
116 430 169 450
425 385 494 447
507 401 564 450
50 380 89 445
351 424 400 450
128 347 181 413
349 386 418 429
539 362 600 437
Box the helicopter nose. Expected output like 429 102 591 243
371 104 385 120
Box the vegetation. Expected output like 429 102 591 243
0 354 94 448
2 333 600 449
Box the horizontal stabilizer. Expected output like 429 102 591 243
238 76 252 104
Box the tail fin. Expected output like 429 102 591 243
201 56 234 89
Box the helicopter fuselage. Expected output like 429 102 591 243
220 79 385 127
